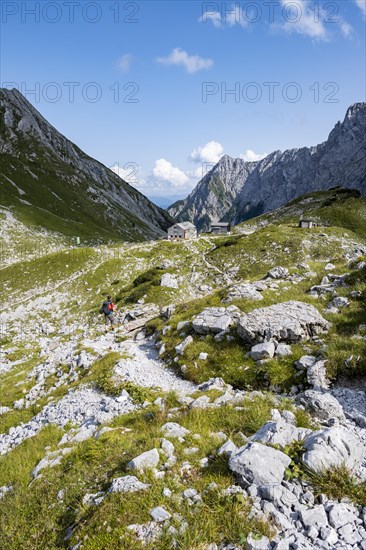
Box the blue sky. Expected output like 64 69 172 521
1 0 365 204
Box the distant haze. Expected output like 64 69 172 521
148 196 185 209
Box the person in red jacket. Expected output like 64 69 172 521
101 295 117 333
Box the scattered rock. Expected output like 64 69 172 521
127 521 161 543
183 488 202 505
300 505 328 530
217 439 238 457
198 378 230 392
297 390 345 422
295 355 317 371
249 341 275 361
327 296 349 309
1 386 138 456
175 336 193 355
32 447 73 478
251 421 311 449
161 305 176 319
184 446 199 455
211 431 228 441
58 421 99 445
331 386 366 428
306 360 329 390
161 438 175 458
82 491 105 507
161 273 179 289
149 506 171 522
128 448 160 472
302 427 364 473
238 301 330 345
266 266 289 279
161 422 190 439
94 427 118 439
177 321 190 331
189 395 211 409
192 306 241 335
275 343 292 357
162 487 172 498
295 355 329 390
228 442 291 486
246 532 271 549
224 283 263 303
109 475 150 493
328 503 358 529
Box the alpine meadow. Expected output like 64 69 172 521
1 2 366 550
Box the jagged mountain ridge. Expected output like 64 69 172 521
168 103 366 231
0 88 173 241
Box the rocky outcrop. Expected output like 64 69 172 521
175 336 193 355
168 103 366 231
295 355 329 390
266 266 289 280
192 306 241 334
251 421 311 449
302 427 364 473
238 301 330 345
160 273 179 289
228 442 291 486
223 283 264 303
0 387 136 455
297 390 346 422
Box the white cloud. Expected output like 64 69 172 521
200 10 222 28
194 166 208 178
355 0 366 17
190 141 224 164
156 48 213 74
111 161 194 197
198 2 251 28
186 166 211 180
279 0 328 40
152 158 189 188
278 0 353 40
116 53 135 72
340 20 353 38
201 0 352 39
240 149 267 162
200 3 248 28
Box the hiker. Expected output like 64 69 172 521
100 295 117 332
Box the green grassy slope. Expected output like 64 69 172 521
0 89 173 243
0 189 365 548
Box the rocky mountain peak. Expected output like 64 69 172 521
0 87 83 162
168 103 366 231
345 102 366 120
0 88 173 240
